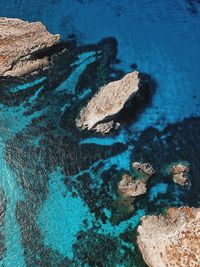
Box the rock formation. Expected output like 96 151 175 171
76 71 154 134
132 162 155 177
118 162 155 198
0 17 60 77
111 162 155 224
163 162 191 187
170 163 190 186
137 207 200 267
118 173 147 197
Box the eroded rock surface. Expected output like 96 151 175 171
118 162 155 198
76 71 154 134
118 173 147 197
137 207 200 267
111 162 155 224
132 162 156 177
170 163 190 186
0 17 60 77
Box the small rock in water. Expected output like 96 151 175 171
171 163 190 186
164 162 191 187
111 162 155 224
118 173 147 197
76 71 155 134
118 162 155 198
132 162 156 177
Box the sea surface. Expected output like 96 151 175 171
0 1 200 266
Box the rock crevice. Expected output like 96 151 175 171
76 71 155 134
0 17 60 77
137 207 200 267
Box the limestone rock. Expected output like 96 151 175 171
132 162 156 177
111 162 155 224
137 207 200 267
171 163 190 186
118 174 147 197
118 162 155 198
76 71 154 134
0 17 60 77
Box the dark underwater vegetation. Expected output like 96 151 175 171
0 0 200 266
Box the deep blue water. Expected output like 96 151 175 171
0 1 200 266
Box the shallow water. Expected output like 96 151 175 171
0 0 200 266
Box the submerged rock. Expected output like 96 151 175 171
111 162 155 224
137 207 200 267
76 71 155 134
0 17 60 77
110 194 135 224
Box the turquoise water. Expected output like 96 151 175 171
0 1 200 266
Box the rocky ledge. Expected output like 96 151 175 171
76 71 155 134
137 207 200 267
0 17 60 77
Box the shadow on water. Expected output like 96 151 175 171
0 36 148 266
0 20 199 266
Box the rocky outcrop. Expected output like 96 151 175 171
76 71 154 134
132 162 155 177
118 162 155 198
170 163 190 186
163 162 191 187
118 173 147 197
0 17 60 77
137 207 200 267
111 162 155 224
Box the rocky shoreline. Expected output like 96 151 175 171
137 207 200 267
0 17 60 78
0 16 199 267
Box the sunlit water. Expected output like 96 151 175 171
0 0 200 266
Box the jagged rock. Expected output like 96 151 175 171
132 162 156 177
118 174 147 197
137 207 200 267
0 17 60 77
76 71 154 134
111 162 155 224
170 163 190 186
118 162 155 198
163 162 191 187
